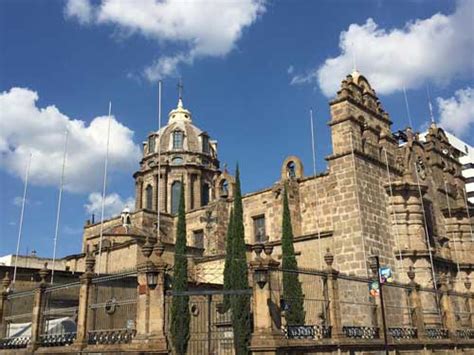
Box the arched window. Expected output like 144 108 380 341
148 136 155 154
173 131 184 150
171 181 182 214
201 183 210 206
145 185 153 210
287 161 296 178
171 156 184 165
220 180 229 198
202 135 210 154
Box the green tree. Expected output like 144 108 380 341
170 180 190 354
230 165 251 355
281 186 305 325
223 208 234 311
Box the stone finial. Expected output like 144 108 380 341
464 277 471 291
85 248 96 273
153 240 165 259
263 244 274 258
407 266 415 282
39 262 50 284
141 237 153 258
2 272 11 291
252 244 264 259
324 248 334 268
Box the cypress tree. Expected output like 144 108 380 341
230 165 251 355
281 186 305 325
170 180 190 354
223 208 234 311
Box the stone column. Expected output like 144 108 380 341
324 249 343 339
407 267 426 340
133 239 168 352
249 244 282 354
0 272 11 338
28 263 50 351
74 251 95 349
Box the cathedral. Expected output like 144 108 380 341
63 70 473 293
1 70 473 354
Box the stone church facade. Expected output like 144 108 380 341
66 71 472 294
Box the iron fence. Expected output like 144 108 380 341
270 268 331 339
1 289 35 349
165 289 252 355
338 275 379 339
39 282 80 347
87 271 137 345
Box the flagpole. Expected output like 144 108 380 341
98 102 112 275
51 130 69 284
157 81 162 243
13 153 32 287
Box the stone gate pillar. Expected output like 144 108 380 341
28 263 50 352
74 250 95 349
249 244 282 354
407 267 426 340
324 249 343 339
133 239 168 353
0 272 11 339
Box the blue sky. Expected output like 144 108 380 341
0 0 472 259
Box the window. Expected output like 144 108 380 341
193 230 204 249
287 161 296 178
171 156 184 165
253 215 266 243
145 185 153 210
148 136 155 154
202 135 210 154
201 183 210 206
220 180 229 198
171 181 182 214
173 131 184 149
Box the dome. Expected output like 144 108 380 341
145 97 217 159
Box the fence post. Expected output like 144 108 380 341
464 279 474 328
0 272 11 338
439 276 457 339
324 249 343 339
133 239 168 352
407 267 426 340
27 263 50 352
249 243 282 353
74 250 95 349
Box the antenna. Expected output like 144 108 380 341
51 129 69 284
13 153 32 287
157 80 162 243
98 101 112 275
426 85 436 124
402 86 414 128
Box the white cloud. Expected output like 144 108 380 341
65 0 266 80
12 196 27 207
437 87 474 138
0 87 141 193
293 0 474 97
65 0 94 24
287 65 294 75
84 192 134 219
